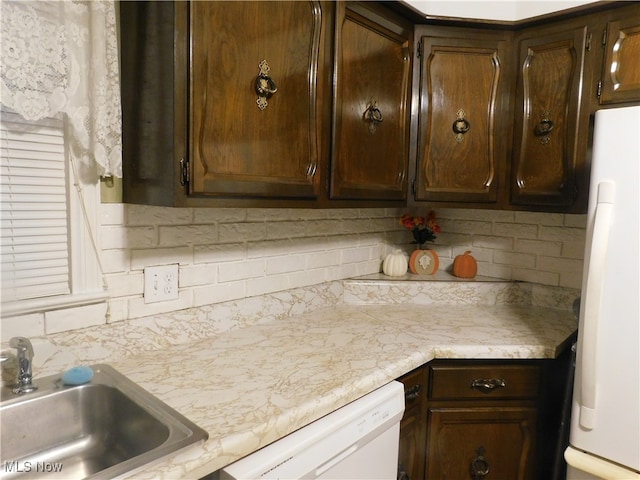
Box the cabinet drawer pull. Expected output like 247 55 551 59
470 378 506 393
452 109 470 142
404 383 423 402
470 446 490 479
255 60 278 110
364 98 383 134
534 110 554 144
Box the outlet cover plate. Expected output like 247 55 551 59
144 264 179 303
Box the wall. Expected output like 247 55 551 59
2 204 586 338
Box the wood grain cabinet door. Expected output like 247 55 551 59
189 1 328 199
599 11 640 104
425 407 537 480
511 27 587 208
415 35 508 204
330 3 412 200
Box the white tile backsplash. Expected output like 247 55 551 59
3 205 587 336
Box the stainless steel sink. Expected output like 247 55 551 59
0 364 208 479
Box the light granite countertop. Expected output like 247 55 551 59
21 279 579 479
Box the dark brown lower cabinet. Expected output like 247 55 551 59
397 360 556 480
426 407 537 479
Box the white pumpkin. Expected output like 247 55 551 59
382 250 408 277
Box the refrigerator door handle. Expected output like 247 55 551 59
579 180 615 430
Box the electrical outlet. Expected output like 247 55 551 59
144 264 179 303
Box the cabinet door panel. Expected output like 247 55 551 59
600 15 640 104
330 3 411 200
190 1 323 199
511 27 587 207
416 37 506 203
426 407 537 480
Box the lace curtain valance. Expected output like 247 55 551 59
1 0 122 178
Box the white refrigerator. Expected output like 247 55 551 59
565 105 640 479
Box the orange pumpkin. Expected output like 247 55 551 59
409 249 439 275
453 251 477 278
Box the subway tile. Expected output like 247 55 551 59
494 251 536 268
194 208 247 224
340 247 371 264
195 243 245 264
131 246 192 270
537 256 584 273
560 271 584 289
246 274 290 297
45 303 108 334
264 220 308 240
561 240 586 259
564 214 587 228
100 225 156 249
193 282 245 307
2 312 45 339
180 264 218 287
218 259 266 283
266 255 307 275
515 239 562 257
159 224 218 247
100 203 125 226
218 222 267 244
515 211 564 226
493 222 538 239
127 205 193 226
539 225 586 242
105 272 144 297
128 291 193 320
472 235 514 250
101 249 131 273
306 251 341 269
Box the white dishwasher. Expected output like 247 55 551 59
220 381 405 480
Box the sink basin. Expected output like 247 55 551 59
0 364 208 479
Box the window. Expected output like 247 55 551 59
1 106 106 317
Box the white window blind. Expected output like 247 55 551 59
1 109 71 303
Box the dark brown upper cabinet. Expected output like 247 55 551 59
413 28 510 204
330 3 412 201
121 1 334 207
510 24 589 209
598 5 640 104
189 1 329 201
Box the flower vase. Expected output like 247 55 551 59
409 248 439 275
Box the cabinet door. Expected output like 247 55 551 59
415 35 508 203
511 26 587 208
426 407 537 480
330 3 412 200
190 1 327 199
599 11 640 104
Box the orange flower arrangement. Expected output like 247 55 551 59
400 212 440 248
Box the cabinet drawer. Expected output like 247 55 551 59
429 364 540 400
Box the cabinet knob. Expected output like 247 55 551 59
452 109 470 142
534 110 554 143
404 383 423 402
255 60 278 110
470 446 490 479
364 98 384 134
470 378 506 393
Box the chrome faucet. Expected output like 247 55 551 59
8 337 38 394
